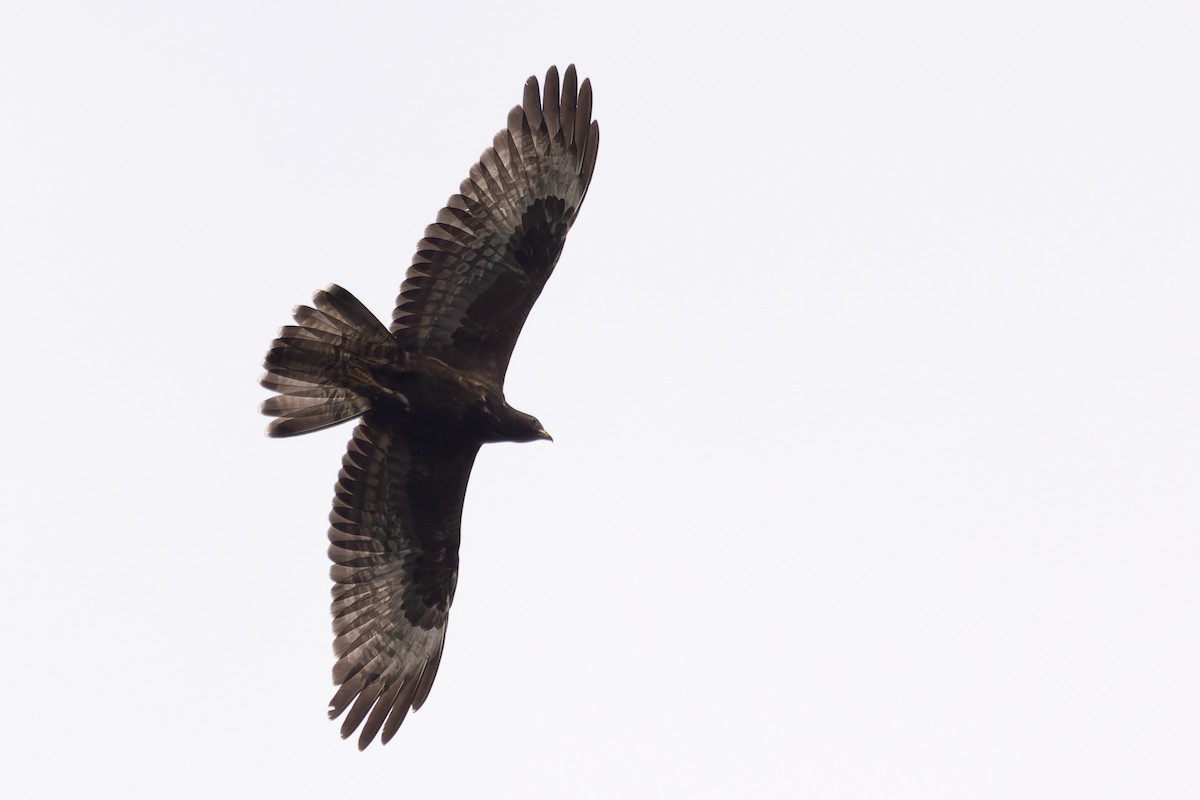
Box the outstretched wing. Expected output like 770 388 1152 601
390 64 600 385
325 413 479 749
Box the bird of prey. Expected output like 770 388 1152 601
260 66 598 749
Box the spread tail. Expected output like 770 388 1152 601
260 284 402 437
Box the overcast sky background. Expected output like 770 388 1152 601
2 1 1198 797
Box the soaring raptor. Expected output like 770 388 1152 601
260 66 598 749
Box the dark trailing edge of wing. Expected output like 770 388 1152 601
389 64 600 385
326 415 479 749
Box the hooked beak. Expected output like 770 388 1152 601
537 427 553 442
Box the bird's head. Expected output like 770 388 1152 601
517 414 553 443
492 404 553 443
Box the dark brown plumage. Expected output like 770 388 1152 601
260 66 598 749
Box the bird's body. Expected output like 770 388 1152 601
260 66 597 749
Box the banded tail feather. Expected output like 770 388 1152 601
261 284 403 437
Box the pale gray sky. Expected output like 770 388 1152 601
2 1 1198 797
